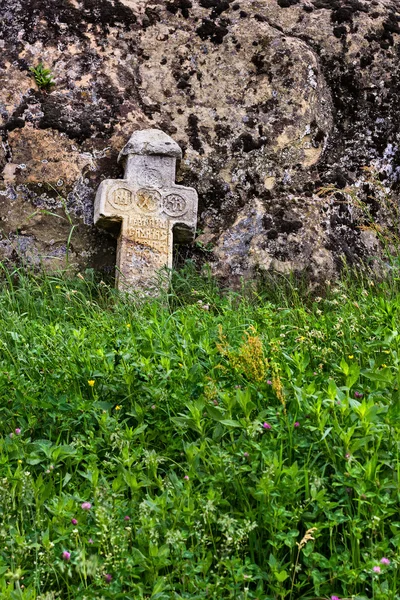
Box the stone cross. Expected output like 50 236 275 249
94 129 198 290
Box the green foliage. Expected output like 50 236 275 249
0 264 399 599
29 63 55 91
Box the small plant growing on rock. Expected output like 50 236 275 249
29 62 55 91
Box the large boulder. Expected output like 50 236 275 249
1 0 399 281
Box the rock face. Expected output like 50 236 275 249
1 0 400 282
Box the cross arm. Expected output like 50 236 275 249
94 179 133 229
163 184 198 243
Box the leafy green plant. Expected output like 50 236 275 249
29 63 55 91
195 238 214 252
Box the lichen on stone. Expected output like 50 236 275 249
0 0 399 281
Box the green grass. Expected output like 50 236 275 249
0 264 399 599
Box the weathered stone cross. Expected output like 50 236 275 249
94 129 198 289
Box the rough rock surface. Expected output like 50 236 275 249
1 0 400 281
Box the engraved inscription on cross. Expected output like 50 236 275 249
94 129 198 289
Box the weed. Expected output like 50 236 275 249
29 63 55 91
218 325 269 383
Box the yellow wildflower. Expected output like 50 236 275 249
126 324 131 329
348 355 354 359
88 380 95 387
18 459 23 464
115 405 122 411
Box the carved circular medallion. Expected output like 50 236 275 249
109 187 133 210
163 193 188 217
137 169 163 188
136 188 161 213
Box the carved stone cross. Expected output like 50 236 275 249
94 129 198 290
